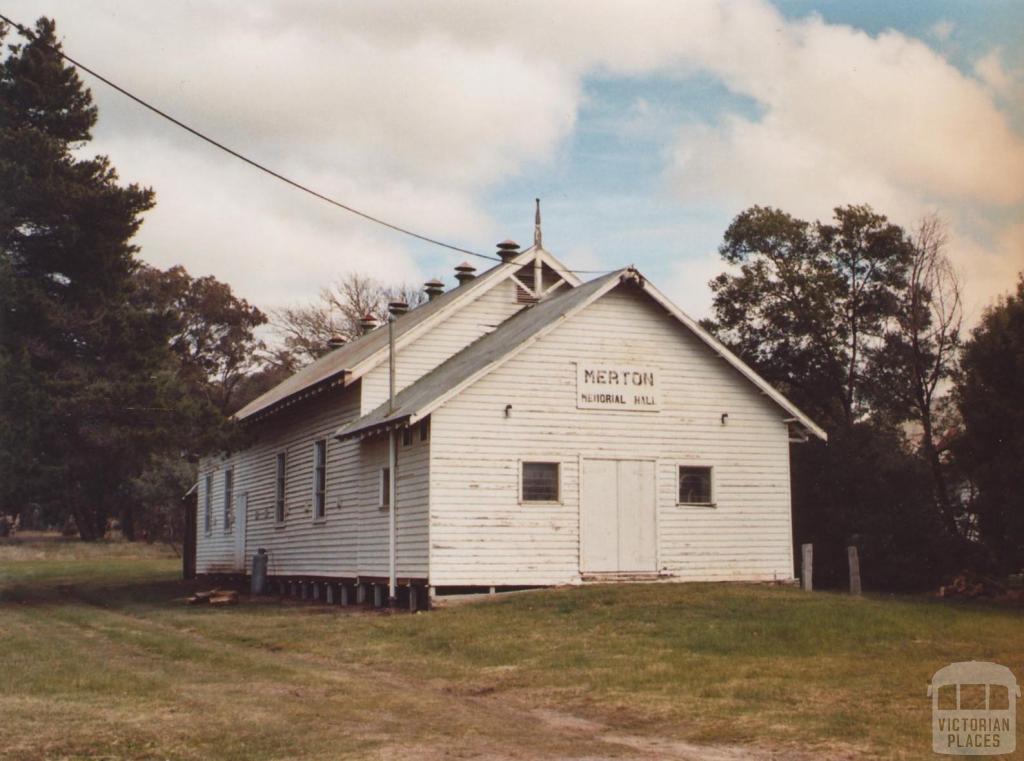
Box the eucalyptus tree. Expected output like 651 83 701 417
704 204 963 588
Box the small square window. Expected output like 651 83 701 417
380 467 391 509
678 466 712 504
522 462 559 502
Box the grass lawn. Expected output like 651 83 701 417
1 535 1021 760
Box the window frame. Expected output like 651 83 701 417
677 465 715 507
401 427 413 447
519 460 562 504
275 452 286 525
203 473 213 534
223 468 234 532
379 467 391 510
312 440 327 521
419 417 430 442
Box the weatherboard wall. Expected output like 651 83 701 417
195 382 430 580
428 283 796 586
360 278 526 415
196 278 527 580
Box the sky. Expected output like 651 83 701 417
7 1 1024 323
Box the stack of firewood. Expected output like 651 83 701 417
938 571 1023 602
187 589 239 606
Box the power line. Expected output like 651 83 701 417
0 13 611 276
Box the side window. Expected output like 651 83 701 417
678 466 713 505
313 440 327 520
223 469 234 531
419 418 430 442
275 453 286 523
203 474 213 533
402 427 413 447
379 467 391 509
521 462 560 502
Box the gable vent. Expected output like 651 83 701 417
514 267 538 304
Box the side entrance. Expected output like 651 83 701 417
580 459 657 574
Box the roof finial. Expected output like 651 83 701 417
534 198 542 248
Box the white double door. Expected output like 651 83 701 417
580 459 656 573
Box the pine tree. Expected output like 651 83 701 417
0 17 172 539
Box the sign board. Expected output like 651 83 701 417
576 363 660 411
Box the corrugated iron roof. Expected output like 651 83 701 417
335 270 626 439
235 247 547 421
335 266 828 442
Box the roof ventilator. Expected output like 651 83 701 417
358 313 377 334
424 278 444 301
496 239 520 262
454 262 477 285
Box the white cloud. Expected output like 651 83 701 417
10 0 1023 320
975 49 1013 95
666 251 735 318
658 7 1024 319
669 14 1024 208
929 20 955 42
21 0 583 307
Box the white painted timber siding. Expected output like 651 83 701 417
196 382 430 579
195 460 236 573
429 284 796 586
354 423 431 579
360 279 524 415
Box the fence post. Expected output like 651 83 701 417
801 543 813 591
848 546 862 595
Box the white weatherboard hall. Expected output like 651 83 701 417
196 216 826 604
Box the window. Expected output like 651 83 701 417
402 427 413 447
419 418 430 442
313 440 327 520
275 453 286 523
223 469 234 531
203 474 212 533
678 466 712 505
379 467 391 509
522 462 559 502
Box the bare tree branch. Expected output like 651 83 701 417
904 213 964 536
270 272 427 367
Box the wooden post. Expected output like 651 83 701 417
408 586 418 612
801 543 813 591
325 584 335 604
341 585 350 606
847 546 862 595
356 583 366 605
